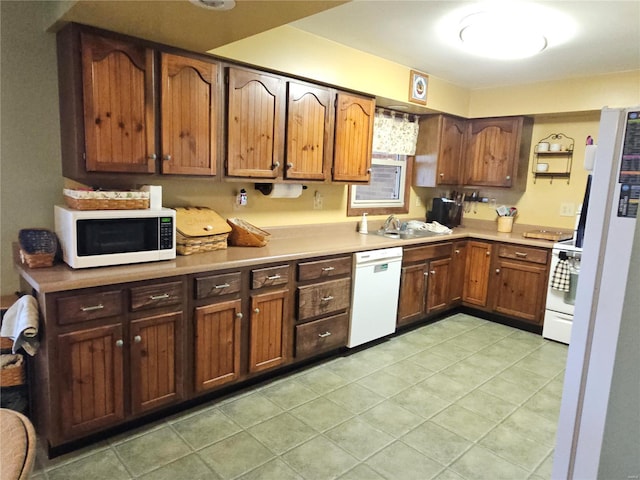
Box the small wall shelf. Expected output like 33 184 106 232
532 133 574 184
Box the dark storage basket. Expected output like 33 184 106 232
18 229 57 268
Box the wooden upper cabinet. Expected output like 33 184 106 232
332 92 375 183
160 53 218 175
463 116 532 187
285 81 332 181
81 33 155 174
414 114 467 187
226 67 285 178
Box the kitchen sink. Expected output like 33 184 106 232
369 229 450 240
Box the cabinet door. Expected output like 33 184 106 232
449 241 467 304
161 53 218 175
130 312 184 414
426 258 451 314
333 92 374 182
286 81 332 181
464 117 521 187
463 241 492 307
81 33 155 173
226 67 285 178
492 260 548 324
194 299 242 392
249 289 289 373
397 263 427 327
438 116 466 185
58 324 125 438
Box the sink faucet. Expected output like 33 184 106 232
383 215 401 233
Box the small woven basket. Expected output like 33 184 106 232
176 232 228 255
0 354 25 387
227 218 271 247
18 229 57 268
63 189 149 210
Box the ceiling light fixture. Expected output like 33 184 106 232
189 0 236 11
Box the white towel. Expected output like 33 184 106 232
0 295 40 356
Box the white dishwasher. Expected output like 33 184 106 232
348 247 403 348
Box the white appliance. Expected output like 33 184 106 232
553 107 640 478
55 205 176 268
348 247 402 347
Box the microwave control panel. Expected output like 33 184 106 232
160 217 174 250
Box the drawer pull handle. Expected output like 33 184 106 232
266 274 282 281
515 252 528 258
318 331 332 338
133 335 142 343
321 267 335 272
81 304 104 312
214 283 230 290
150 293 170 300
115 339 124 348
320 295 334 302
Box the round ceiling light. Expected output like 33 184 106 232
459 11 547 59
189 0 236 11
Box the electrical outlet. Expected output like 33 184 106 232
313 191 323 210
415 196 423 207
560 202 575 216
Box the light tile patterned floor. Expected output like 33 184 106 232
32 313 568 480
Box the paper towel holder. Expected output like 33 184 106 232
255 183 308 196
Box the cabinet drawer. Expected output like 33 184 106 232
403 242 452 264
295 313 348 358
298 256 351 282
130 281 183 312
297 278 351 321
195 272 242 299
57 290 123 325
251 265 289 289
497 244 548 265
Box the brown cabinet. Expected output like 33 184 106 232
160 52 219 175
450 241 467 304
249 289 289 373
226 66 286 179
463 241 493 307
295 256 351 359
463 116 533 188
332 92 375 183
414 114 466 186
57 26 221 181
285 81 333 181
490 244 550 324
397 243 452 327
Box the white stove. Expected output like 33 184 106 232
542 237 582 344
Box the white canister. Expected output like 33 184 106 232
550 143 561 152
537 142 550 152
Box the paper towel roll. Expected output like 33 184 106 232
268 184 303 198
584 144 597 171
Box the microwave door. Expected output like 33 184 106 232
77 218 158 256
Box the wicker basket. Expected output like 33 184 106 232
0 337 13 352
63 189 149 210
0 354 25 387
227 218 271 247
175 207 231 255
18 229 57 268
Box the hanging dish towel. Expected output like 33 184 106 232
0 295 39 356
551 259 571 292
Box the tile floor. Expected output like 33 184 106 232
32 313 568 480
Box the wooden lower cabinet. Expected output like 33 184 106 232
194 299 242 392
58 323 125 439
450 241 467 304
249 289 289 373
130 311 184 414
426 257 452 315
463 241 492 307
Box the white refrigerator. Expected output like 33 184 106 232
553 107 640 479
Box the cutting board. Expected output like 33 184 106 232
522 230 573 242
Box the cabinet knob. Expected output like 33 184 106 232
133 335 142 343
505 175 511 180
148 153 157 160
495 268 501 274
272 161 280 170
486 251 491 256
163 154 172 161
254 308 260 314
287 162 294 169
424 271 429 277
430 270 436 275
439 173 444 178
367 168 372 174
115 339 124 348
236 312 243 319
455 249 460 254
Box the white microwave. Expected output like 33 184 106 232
54 205 176 269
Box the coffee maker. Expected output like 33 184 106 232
427 197 462 228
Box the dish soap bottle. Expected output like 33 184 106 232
359 213 368 234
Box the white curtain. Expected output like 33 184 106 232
372 109 420 155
